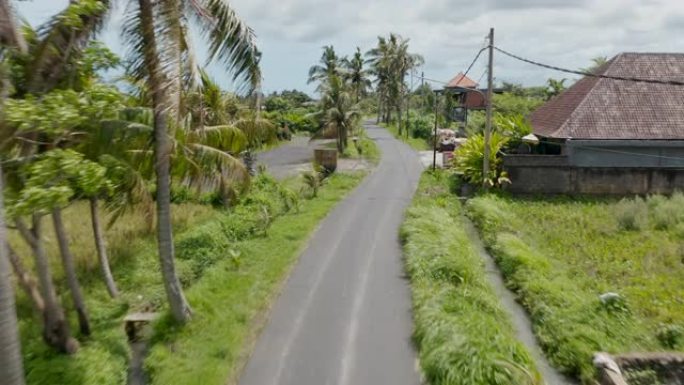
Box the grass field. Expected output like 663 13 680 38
381 122 431 151
13 171 365 385
401 171 541 385
343 129 381 163
466 194 684 383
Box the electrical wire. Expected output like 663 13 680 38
494 46 684 87
462 47 487 79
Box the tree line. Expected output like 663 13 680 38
307 33 423 153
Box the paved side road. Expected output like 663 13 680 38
238 122 424 385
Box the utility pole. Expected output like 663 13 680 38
432 90 439 171
406 70 412 139
483 27 494 190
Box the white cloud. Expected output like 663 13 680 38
16 0 684 93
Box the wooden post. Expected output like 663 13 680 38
432 91 439 171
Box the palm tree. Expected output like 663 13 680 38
581 56 608 74
545 78 566 100
366 34 422 132
1 1 30 380
120 0 261 323
343 47 371 103
317 75 359 153
0 165 26 385
366 37 391 123
389 34 423 136
308 45 342 91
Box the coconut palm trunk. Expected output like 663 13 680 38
0 2 28 378
52 208 91 335
376 95 382 124
16 216 78 353
89 198 118 298
336 124 344 153
8 245 45 314
138 0 191 323
0 164 26 385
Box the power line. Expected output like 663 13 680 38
462 47 487 79
410 46 487 87
494 46 684 87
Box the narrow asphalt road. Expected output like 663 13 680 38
238 122 424 385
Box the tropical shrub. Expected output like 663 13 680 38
454 133 510 187
614 197 649 231
494 113 532 150
410 114 433 139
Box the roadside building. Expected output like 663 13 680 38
504 52 684 194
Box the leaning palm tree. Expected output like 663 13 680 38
120 0 260 323
343 47 371 103
0 0 28 381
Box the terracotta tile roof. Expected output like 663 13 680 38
530 53 684 140
445 72 478 89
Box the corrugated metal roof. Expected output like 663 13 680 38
530 53 684 140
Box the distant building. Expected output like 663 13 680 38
443 72 486 109
505 53 684 195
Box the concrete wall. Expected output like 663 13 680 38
566 140 684 168
503 155 684 195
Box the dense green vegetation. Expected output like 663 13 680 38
14 202 215 384
381 121 431 151
14 171 364 384
466 194 684 383
401 171 541 385
146 172 365 385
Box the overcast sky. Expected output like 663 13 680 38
15 0 684 95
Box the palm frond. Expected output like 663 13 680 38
188 0 260 92
26 0 111 92
175 140 249 194
235 115 277 149
187 124 247 154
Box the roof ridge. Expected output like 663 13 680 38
552 55 619 137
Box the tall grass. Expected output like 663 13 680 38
466 194 684 383
401 171 540 385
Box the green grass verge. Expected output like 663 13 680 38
343 128 381 164
14 202 215 385
401 171 541 385
381 122 430 151
15 171 364 385
465 194 684 383
145 172 365 385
